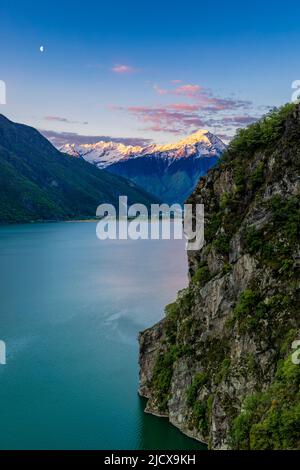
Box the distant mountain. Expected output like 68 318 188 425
61 130 226 203
0 115 158 223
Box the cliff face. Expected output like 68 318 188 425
139 104 300 449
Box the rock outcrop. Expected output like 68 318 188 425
139 104 300 449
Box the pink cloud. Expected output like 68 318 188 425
173 84 202 97
154 83 202 97
111 64 137 74
153 83 251 111
111 82 256 135
153 85 168 95
113 102 259 136
115 105 205 134
167 103 201 112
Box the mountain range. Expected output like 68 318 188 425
0 115 157 223
60 130 226 203
0 114 226 223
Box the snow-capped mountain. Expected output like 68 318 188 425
60 130 225 168
60 141 143 168
61 130 226 203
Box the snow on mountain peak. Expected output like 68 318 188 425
60 130 226 169
148 129 215 154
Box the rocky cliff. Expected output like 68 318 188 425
139 104 300 449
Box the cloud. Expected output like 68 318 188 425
216 133 234 143
204 115 258 127
258 104 274 111
173 84 203 97
110 79 260 136
111 64 138 74
112 101 260 136
141 125 182 134
222 115 258 125
114 105 206 134
166 103 203 112
203 97 252 112
44 116 88 125
153 83 251 111
40 129 152 148
154 83 202 97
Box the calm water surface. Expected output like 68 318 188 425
0 222 205 450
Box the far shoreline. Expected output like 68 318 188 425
0 213 181 227
0 217 100 227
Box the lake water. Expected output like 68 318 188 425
0 222 205 450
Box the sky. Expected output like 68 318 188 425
1 0 300 145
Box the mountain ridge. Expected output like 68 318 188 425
61 129 226 203
0 114 158 223
60 129 225 167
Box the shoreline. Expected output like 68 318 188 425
138 391 208 449
0 217 100 227
0 213 182 227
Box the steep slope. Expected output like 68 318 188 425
139 104 300 449
0 115 158 223
61 130 226 204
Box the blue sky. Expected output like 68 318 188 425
1 0 300 144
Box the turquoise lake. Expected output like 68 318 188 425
0 222 205 450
